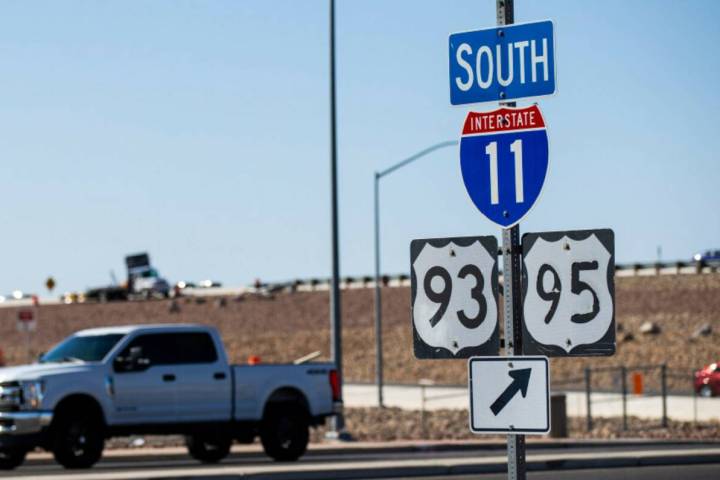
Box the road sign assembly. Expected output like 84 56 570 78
441 6 595 479
521 229 615 356
411 236 499 358
469 356 550 434
460 105 549 228
449 20 556 105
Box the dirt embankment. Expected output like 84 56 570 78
0 274 718 391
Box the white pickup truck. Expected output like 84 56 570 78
0 324 339 470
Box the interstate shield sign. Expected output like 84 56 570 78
460 105 549 228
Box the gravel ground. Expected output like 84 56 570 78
310 407 720 442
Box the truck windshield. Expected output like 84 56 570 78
140 268 158 278
41 334 125 363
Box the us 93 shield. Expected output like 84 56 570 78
521 229 615 357
411 235 499 359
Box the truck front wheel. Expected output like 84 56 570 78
0 449 26 470
185 434 232 463
51 410 104 469
260 404 309 461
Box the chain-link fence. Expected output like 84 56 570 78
552 364 706 432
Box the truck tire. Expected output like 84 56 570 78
0 449 26 470
51 409 104 469
260 404 309 461
185 434 232 463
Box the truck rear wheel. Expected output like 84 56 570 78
185 434 232 463
260 404 309 461
0 449 26 470
51 409 104 469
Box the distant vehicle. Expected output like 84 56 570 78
694 362 720 397
175 281 196 290
131 266 171 298
693 250 720 266
198 280 222 288
0 324 338 469
0 291 34 303
61 292 80 304
85 253 171 302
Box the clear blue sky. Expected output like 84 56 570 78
0 0 718 295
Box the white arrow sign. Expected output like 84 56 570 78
469 356 550 434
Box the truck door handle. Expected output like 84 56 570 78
162 374 176 382
213 372 226 380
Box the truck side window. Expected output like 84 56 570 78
118 332 217 367
174 332 218 363
118 334 179 366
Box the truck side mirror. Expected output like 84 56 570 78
114 346 150 372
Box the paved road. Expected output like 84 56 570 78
377 463 720 480
5 442 720 480
344 383 720 422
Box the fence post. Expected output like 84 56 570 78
692 371 698 425
661 364 668 428
621 366 628 431
585 367 592 432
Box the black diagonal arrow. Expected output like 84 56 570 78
490 368 532 416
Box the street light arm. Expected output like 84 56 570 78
377 140 458 179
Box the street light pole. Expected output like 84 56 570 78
328 0 346 437
373 172 383 407
373 140 458 408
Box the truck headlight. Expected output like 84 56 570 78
21 380 45 409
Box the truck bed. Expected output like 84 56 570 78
231 362 336 421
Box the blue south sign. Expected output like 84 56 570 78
460 105 549 228
449 20 556 105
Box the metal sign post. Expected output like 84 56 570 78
502 226 526 480
495 1 525 478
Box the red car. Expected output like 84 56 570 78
695 362 720 397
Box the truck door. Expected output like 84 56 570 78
172 332 232 422
110 333 179 425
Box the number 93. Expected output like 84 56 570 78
423 265 487 329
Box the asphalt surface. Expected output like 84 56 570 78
377 463 720 480
4 442 720 480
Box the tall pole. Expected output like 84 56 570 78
497 2 525 480
328 0 345 435
373 172 384 407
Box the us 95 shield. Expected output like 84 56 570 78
521 229 615 357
